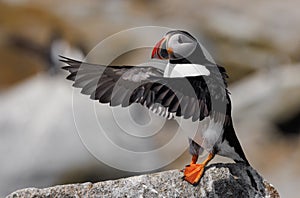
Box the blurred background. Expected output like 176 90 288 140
1 0 300 197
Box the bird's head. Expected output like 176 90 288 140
151 30 200 63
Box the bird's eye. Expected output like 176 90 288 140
178 36 183 44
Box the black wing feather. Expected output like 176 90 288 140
61 56 229 121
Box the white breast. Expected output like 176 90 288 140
163 63 210 78
188 114 225 152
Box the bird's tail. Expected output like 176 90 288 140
223 122 250 166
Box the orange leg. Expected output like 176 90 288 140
183 153 215 185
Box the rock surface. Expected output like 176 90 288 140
7 163 279 198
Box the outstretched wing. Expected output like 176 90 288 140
60 56 228 121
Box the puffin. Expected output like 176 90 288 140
60 30 250 185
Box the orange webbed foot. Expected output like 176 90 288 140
183 163 205 185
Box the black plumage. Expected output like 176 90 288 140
60 56 228 123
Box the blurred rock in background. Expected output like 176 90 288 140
1 0 300 197
0 1 86 89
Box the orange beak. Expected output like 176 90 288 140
151 37 169 59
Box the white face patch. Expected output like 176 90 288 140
167 33 197 59
163 63 210 78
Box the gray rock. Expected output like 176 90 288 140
6 163 279 198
